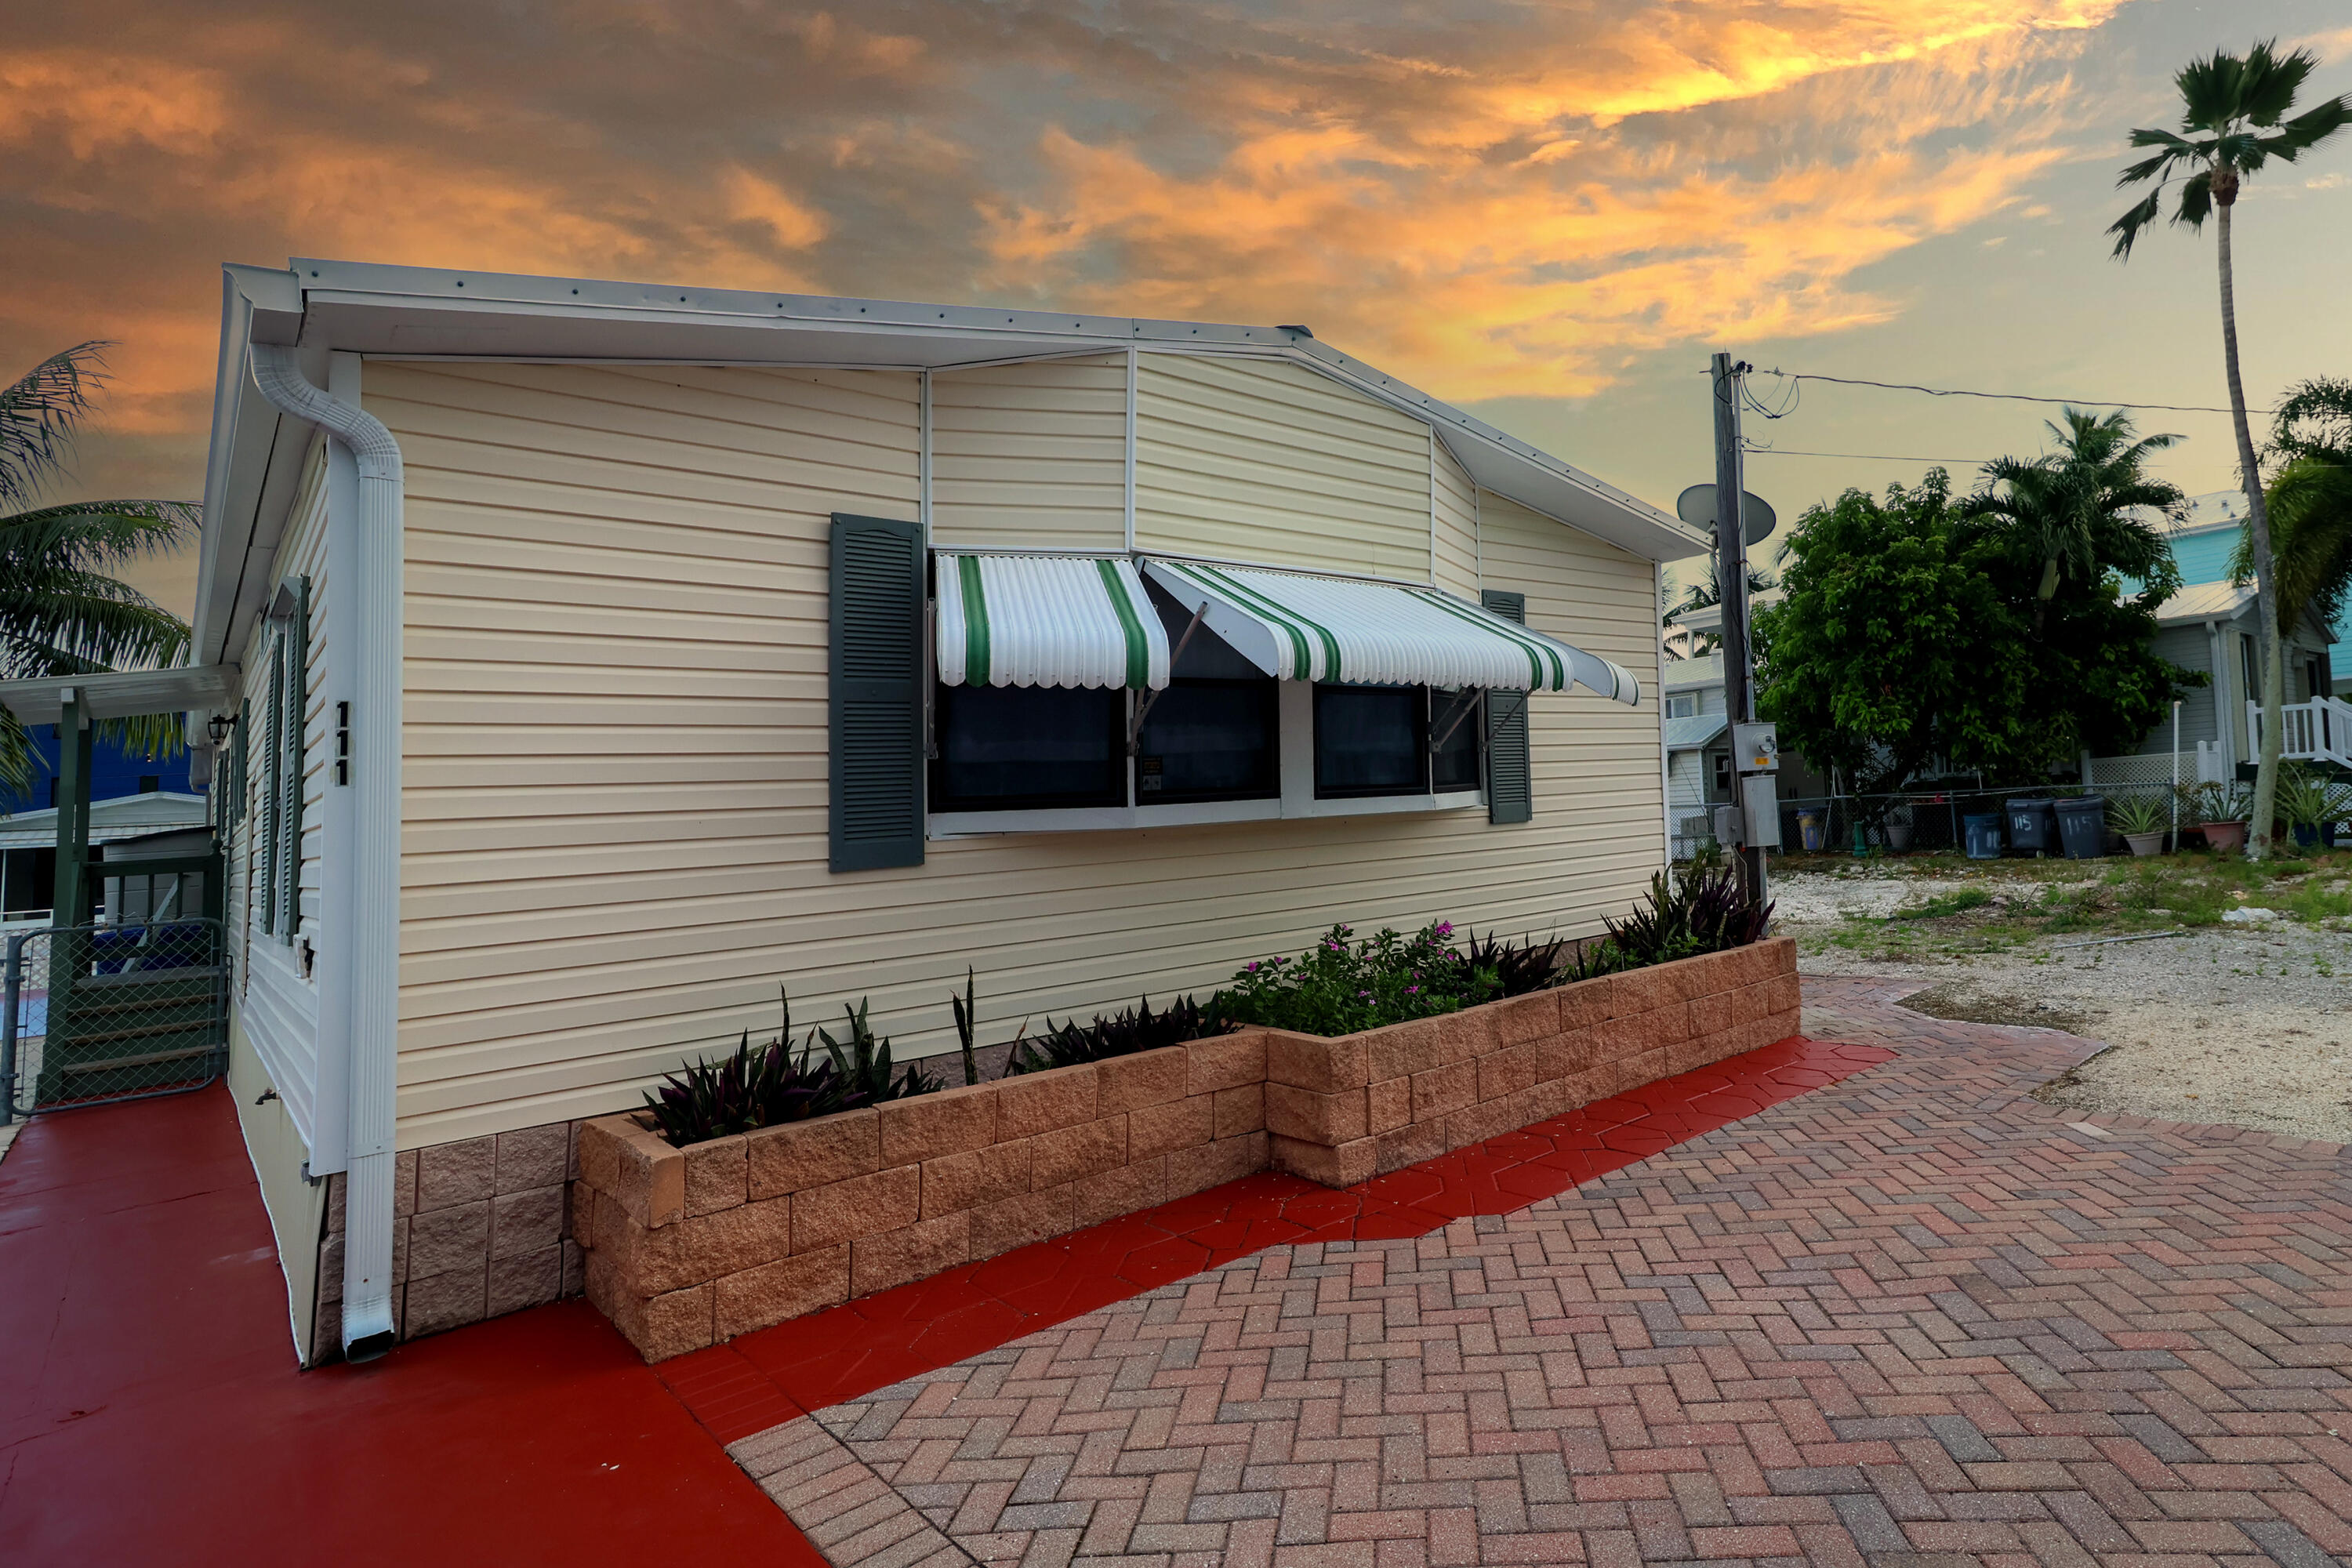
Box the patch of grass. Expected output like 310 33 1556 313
1892 888 1994 920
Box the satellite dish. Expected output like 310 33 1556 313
1675 484 1777 546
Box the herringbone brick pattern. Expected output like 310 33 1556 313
735 979 2352 1566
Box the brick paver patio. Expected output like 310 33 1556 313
727 978 2352 1568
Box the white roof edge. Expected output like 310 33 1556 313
279 256 1705 562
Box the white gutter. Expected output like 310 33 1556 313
247 343 403 1364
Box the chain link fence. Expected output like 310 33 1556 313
2 918 227 1123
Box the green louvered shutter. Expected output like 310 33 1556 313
829 514 926 871
260 630 285 933
1481 589 1532 825
281 576 310 942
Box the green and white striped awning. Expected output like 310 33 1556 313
935 554 1171 691
1142 559 1639 704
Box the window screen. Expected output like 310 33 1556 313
1430 688 1483 793
1135 582 1279 803
931 684 1126 811
1315 684 1427 798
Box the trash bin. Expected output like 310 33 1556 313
1963 812 2004 859
1797 811 1825 852
2053 795 2107 859
2005 797 2057 854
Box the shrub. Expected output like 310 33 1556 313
1568 865 1773 978
1004 993 1232 1076
643 990 938 1147
1218 920 1488 1036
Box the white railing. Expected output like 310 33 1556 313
2248 695 2352 770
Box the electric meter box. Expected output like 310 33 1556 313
1740 774 1783 848
1733 722 1780 775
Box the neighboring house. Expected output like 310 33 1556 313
0 727 197 921
181 260 1704 1364
1663 652 1730 858
0 790 209 924
2089 491 2346 783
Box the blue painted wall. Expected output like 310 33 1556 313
1 724 193 815
2164 523 2350 681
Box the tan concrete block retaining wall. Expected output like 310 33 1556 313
572 937 1798 1361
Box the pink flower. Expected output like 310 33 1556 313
1246 961 1259 973
1407 985 1421 994
1436 921 1454 937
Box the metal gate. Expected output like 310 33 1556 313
2 916 228 1123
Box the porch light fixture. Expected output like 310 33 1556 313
206 712 235 745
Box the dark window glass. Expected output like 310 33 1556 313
140 775 161 793
1134 579 1279 804
931 683 1124 811
1430 688 1483 793
1315 684 1427 798
1137 680 1278 801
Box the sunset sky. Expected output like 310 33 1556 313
11 1 2352 612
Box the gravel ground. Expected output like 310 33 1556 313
1780 869 2352 1143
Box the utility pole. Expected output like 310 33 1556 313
1710 352 1768 909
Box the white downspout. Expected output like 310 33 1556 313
249 344 403 1363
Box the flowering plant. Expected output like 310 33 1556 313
1217 921 1500 1036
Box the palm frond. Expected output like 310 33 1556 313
2106 187 2165 259
0 499 198 571
0 709 30 803
2270 378 2352 464
2173 168 2213 230
0 343 110 511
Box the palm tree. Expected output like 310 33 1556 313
0 343 198 799
2108 40 2352 857
2230 378 2352 675
1664 561 1777 656
1962 408 2183 631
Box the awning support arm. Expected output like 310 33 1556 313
1128 602 1207 753
1430 687 1486 753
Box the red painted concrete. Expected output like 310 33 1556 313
0 1034 1886 1559
0 1086 823 1567
662 1036 1893 1445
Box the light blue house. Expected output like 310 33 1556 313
2090 491 2347 785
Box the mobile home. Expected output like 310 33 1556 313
183 261 1706 1363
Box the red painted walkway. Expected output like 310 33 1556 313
662 1036 1893 1446
0 1037 1887 1563
0 1087 821 1566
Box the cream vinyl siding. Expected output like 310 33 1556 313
372 361 1664 1151
1432 439 1479 597
230 439 328 1148
1134 354 1432 582
929 355 1127 550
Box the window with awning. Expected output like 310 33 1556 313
829 530 1647 862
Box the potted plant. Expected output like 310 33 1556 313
2107 791 2169 857
1883 804 1914 854
2278 766 2336 850
2188 780 2250 854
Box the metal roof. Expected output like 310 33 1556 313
195 260 1708 670
1664 714 1728 750
0 793 210 851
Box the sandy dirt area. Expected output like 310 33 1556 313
1782 869 2352 1143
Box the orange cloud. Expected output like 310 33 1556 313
2 0 2156 508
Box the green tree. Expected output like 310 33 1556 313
0 343 198 797
2229 378 2352 677
1755 470 2197 799
1961 408 2183 632
2108 39 2352 857
1753 473 2027 797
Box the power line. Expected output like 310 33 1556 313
1753 368 2265 416
1744 445 1995 463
